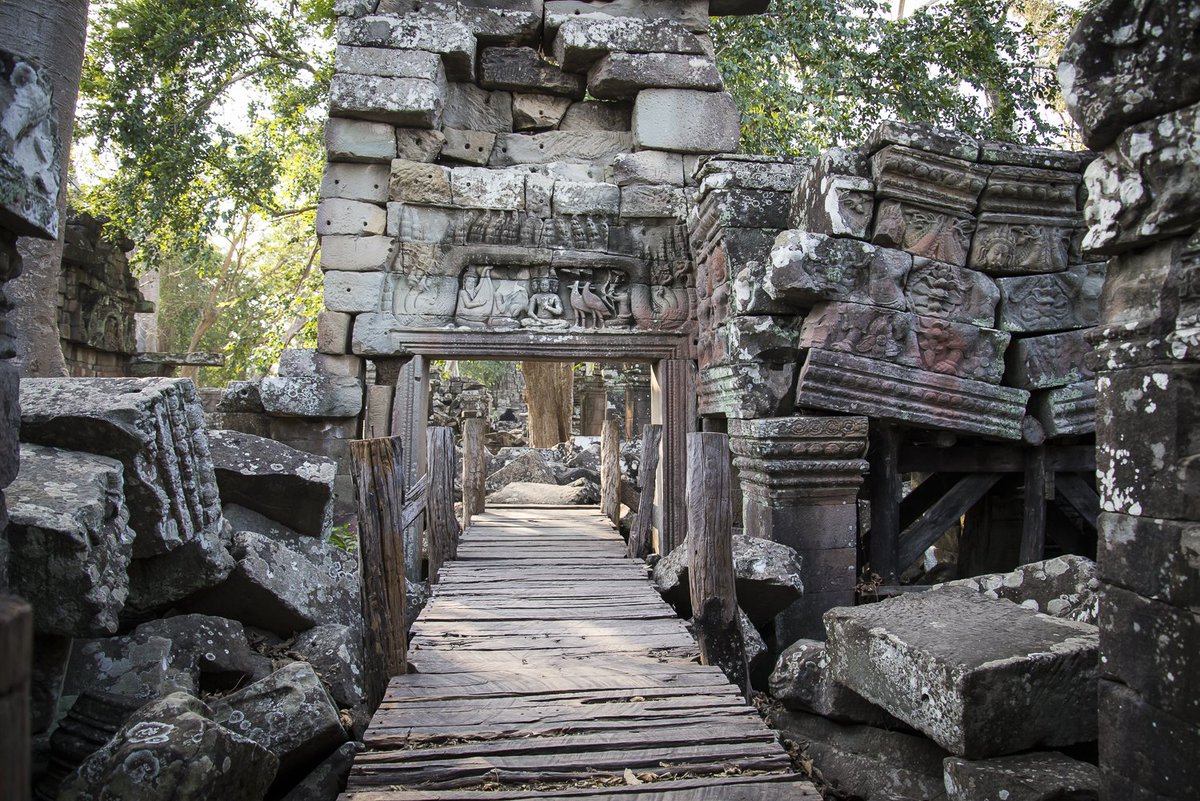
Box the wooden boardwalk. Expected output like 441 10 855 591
340 506 819 801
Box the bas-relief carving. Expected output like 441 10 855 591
871 199 975 267
905 257 999 327
870 145 988 212
0 53 61 239
968 213 1073 275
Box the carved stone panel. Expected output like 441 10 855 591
968 213 1074 276
1005 329 1095 390
871 199 975 268
799 301 921 370
905 257 999 327
871 144 988 214
913 316 1010 385
978 164 1081 218
769 231 911 311
0 52 62 239
995 263 1105 333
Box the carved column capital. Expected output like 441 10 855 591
729 415 868 504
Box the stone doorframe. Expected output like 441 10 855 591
372 328 696 571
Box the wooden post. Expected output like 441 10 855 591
600 418 621 526
461 416 486 531
392 355 430 582
628 424 663 560
1020 444 1047 565
0 596 32 801
426 426 459 583
686 432 748 696
869 423 901 583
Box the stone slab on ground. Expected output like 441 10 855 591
940 555 1100 625
208 430 336 538
133 614 274 694
769 639 906 728
825 586 1099 758
124 522 236 615
486 479 597 505
291 623 367 709
943 751 1099 801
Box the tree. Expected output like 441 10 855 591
713 0 1081 156
523 362 574 448
0 0 91 377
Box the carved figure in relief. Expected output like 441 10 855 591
457 268 496 327
843 314 907 359
874 200 972 266
570 280 612 328
918 320 967 374
1 60 60 213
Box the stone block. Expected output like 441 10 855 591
320 163 389 204
544 1 711 37
260 373 365 419
995 262 1104 333
490 131 634 165
588 52 721 99
698 187 790 231
552 17 706 72
969 212 1075 276
558 99 632 131
290 623 365 709
943 752 1099 801
388 159 452 205
317 199 387 236
978 163 1081 218
825 586 1099 758
632 89 740 154
395 127 446 162
612 150 685 186
799 301 921 370
905 258 999 327
770 639 906 727
511 93 573 130
480 46 586 97
62 635 178 707
865 119 980 161
451 166 527 210
279 742 363 801
317 311 353 355
791 167 874 239
207 429 336 537
1059 0 1200 150
0 52 61 239
618 185 687 219
697 361 798 419
979 140 1085 171
525 172 554 215
1097 512 1200 610
279 349 362 379
325 118 397 164
320 235 396 272
941 555 1100 625
553 180 620 216
696 155 813 193
125 525 236 615
1099 679 1200 799
872 198 975 268
441 128 497 166
335 15 476 80
443 82 513 133
386 202 462 241
133 614 273 693
5 444 134 637
1005 329 1093 390
914 316 1009 385
1030 380 1096 438
333 46 444 81
329 74 443 128
768 231 910 311
323 270 385 313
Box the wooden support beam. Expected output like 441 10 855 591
897 472 1003 571
628 424 663 561
1055 472 1100 530
869 423 902 583
899 445 1095 474
686 432 748 696
461 417 486 531
426 426 459 584
349 437 408 711
600 419 621 527
898 473 956 532
1020 445 1048 565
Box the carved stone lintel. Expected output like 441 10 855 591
769 231 911 311
978 164 1081 218
1005 329 1095 390
996 263 1105 334
968 213 1074 276
1031 380 1096 439
795 348 1030 440
871 198 975 268
871 144 988 214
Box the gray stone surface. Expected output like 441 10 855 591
613 150 685 186
588 52 722 99
485 449 561 492
58 693 277 801
335 15 476 80
632 89 740 154
124 522 236 615
320 163 390 204
552 17 706 72
441 128 497 166
0 51 62 239
19 378 224 560
559 99 633 132
943 751 1099 801
395 127 446 162
334 46 444 81
61 635 179 709
490 130 634 166
480 46 586 97
212 662 346 785
291 623 366 709
208 429 336 537
825 586 1099 758
184 530 360 636
5 444 133 637
443 82 513 133
280 741 364 801
317 199 387 236
325 117 397 163
218 381 265 413
653 533 804 625
487 479 598 505
769 639 905 728
512 93 573 130
260 373 365 418
865 119 980 161
133 614 274 694
329 74 444 128
941 555 1101 625
1004 330 1093 390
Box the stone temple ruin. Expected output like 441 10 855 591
0 0 1198 800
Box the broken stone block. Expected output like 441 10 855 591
58 693 278 801
0 51 61 239
212 662 345 785
329 74 444 128
1058 0 1200 150
487 480 598 505
791 166 874 239
389 159 452 205
942 555 1100 625
544 0 711 37
552 180 620 216
943 751 1099 801
134 614 274 694
184 530 360 636
825 586 1099 758
588 52 722 99
325 117 397 163
333 45 445 81
865 119 980 161
995 263 1105 333
1031 380 1095 439
320 163 390 204
19 378 223 560
443 82 513 133
511 93 573 130
61 635 179 710
653 532 804 625
316 198 387 236
632 89 740 154
336 15 476 80
696 155 812 193
770 639 905 728
480 46 586 97
768 231 911 311
280 741 364 801
450 165 527 210
260 373 364 419
490 131 634 166
905 258 999 328
552 17 706 72
5 444 133 637
559 99 633 131
208 430 336 537
291 623 366 709
485 449 560 492
769 708 950 801
124 522 236 615
1098 678 1200 799
395 127 446 162
613 150 685 186
441 127 497 166
1005 330 1094 390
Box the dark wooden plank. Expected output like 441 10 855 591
869 422 902 582
401 473 430 530
896 473 1003 571
1055 472 1100 530
600 419 621 526
427 426 460 583
628 424 662 560
1020 445 1047 565
462 417 487 530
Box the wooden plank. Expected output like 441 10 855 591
427 426 460 583
628 424 662 560
869 422 901 582
401 473 430 530
1020 445 1047 565
600 419 621 526
897 473 1003 570
462 417 487 530
1055 472 1099 529
899 444 1095 474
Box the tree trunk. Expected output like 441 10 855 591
0 0 90 377
523 361 573 448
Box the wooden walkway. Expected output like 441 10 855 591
340 506 819 801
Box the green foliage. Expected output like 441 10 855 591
713 0 1083 156
328 522 358 553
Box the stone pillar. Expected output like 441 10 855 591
1059 7 1200 798
729 416 868 644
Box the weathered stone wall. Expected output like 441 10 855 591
1059 1 1200 797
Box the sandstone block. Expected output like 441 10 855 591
1097 512 1200 610
133 614 273 693
969 212 1074 276
451 166 527 210
552 180 620 216
979 140 1086 171
768 231 911 311
558 99 632 131
941 555 1100 625
329 74 444 128
697 187 789 230
389 159 453 205
260 373 365 418
544 1 710 37
1031 380 1096 438
791 167 874 239
697 155 813 192
0 52 61 239
1004 329 1093 390
335 16 476 80
825 586 1099 757
612 150 685 186
323 270 385 313
290 624 366 709
333 46 444 81
480 46 586 97
317 199 387 236
865 119 980 161
443 82 513 133
943 752 1099 801
588 52 721 99
995 262 1104 333
511 92 573 130
317 311 353 355
632 89 740 153
395 127 446 162
620 185 687 219
978 163 1081 218
320 163 390 203
552 17 706 72
325 118 397 164
441 128 497 166
320 234 395 272
490 131 634 165
1099 680 1200 799
278 349 362 379
769 639 905 727
62 635 178 707
125 526 236 615
905 258 999 327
